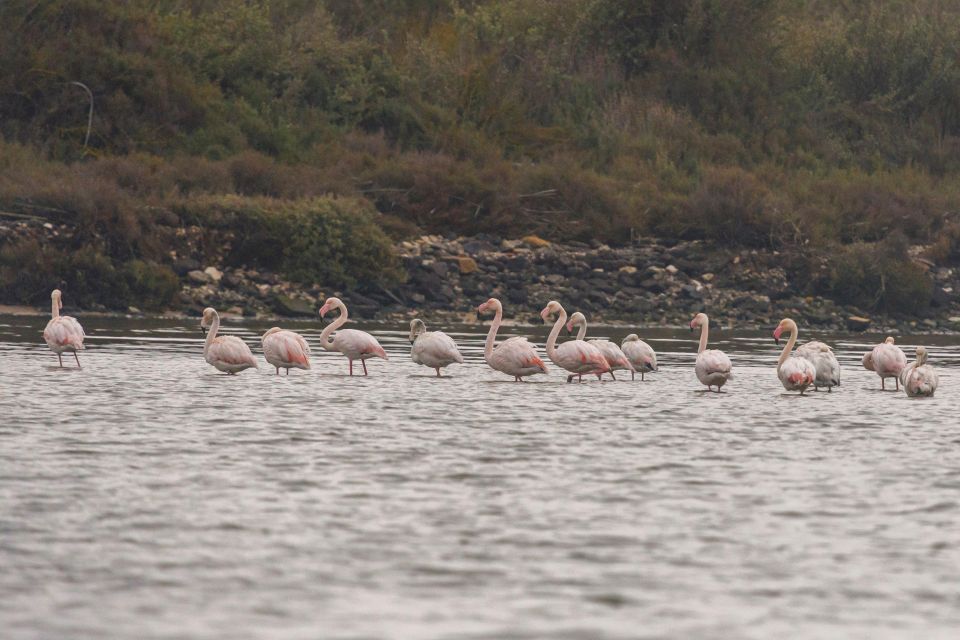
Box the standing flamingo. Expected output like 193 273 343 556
541 301 611 383
409 318 464 377
200 307 258 374
795 340 841 392
566 311 634 380
43 289 85 368
477 298 547 381
689 313 732 392
621 334 658 381
773 318 816 394
870 336 907 390
899 346 938 397
261 327 311 375
318 297 387 376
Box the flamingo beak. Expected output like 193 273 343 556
565 321 573 334
200 325 207 336
773 326 783 344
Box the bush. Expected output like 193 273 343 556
817 234 933 314
176 195 402 288
681 166 779 247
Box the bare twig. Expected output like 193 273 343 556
67 81 94 151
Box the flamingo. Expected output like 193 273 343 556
870 336 907 390
261 327 311 375
43 289 85 368
621 334 658 381
689 312 732 392
409 318 464 377
540 301 611 383
795 340 841 392
477 297 547 381
900 346 938 397
773 318 816 394
566 311 634 380
318 297 387 376
200 307 258 374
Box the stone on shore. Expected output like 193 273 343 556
846 316 871 331
273 295 315 317
188 270 212 284
455 256 478 274
521 234 550 248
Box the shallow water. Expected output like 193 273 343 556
1 313 958 640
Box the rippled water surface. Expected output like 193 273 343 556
1 313 959 639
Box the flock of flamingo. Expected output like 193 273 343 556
42 288 940 397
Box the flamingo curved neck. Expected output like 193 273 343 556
698 321 709 354
483 305 502 361
205 313 219 357
778 326 798 368
545 308 567 360
51 297 60 320
320 303 347 350
575 318 586 341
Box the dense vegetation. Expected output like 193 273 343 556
2 0 960 312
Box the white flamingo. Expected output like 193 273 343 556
477 297 547 381
869 336 907 390
318 297 387 376
689 312 732 392
900 346 939 397
566 311 634 380
200 307 258 374
43 289 85 368
773 318 816 394
620 334 658 381
261 327 311 375
540 301 611 383
409 318 464 377
795 340 841 391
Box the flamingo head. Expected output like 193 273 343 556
200 307 217 335
540 300 562 323
477 298 500 316
51 289 63 310
409 318 426 343
689 312 708 332
915 345 928 365
319 297 342 319
884 336 896 344
773 318 796 345
566 311 585 334
622 333 639 345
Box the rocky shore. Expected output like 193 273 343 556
3 214 960 332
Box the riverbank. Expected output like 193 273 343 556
4 212 959 333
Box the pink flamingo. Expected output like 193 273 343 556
566 311 634 380
409 318 464 377
261 327 311 375
869 336 907 390
318 297 387 376
795 339 841 391
540 301 611 383
689 313 732 392
621 334 658 381
773 318 816 394
477 297 547 381
200 307 258 374
900 346 938 397
43 289 85 367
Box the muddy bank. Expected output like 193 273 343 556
3 214 959 332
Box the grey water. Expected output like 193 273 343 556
1 313 959 640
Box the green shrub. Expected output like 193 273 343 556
176 195 402 288
817 234 933 314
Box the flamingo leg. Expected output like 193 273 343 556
73 352 81 368
57 353 63 367
641 371 645 381
566 374 574 383
276 367 280 375
349 360 353 376
286 368 290 376
895 378 899 391
828 387 832 393
631 371 635 381
362 359 368 376
436 368 441 377
610 371 616 381
881 378 885 390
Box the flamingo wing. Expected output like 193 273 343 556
413 331 463 367
491 337 547 375
43 316 85 350
336 329 387 360
264 330 310 368
591 339 634 371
